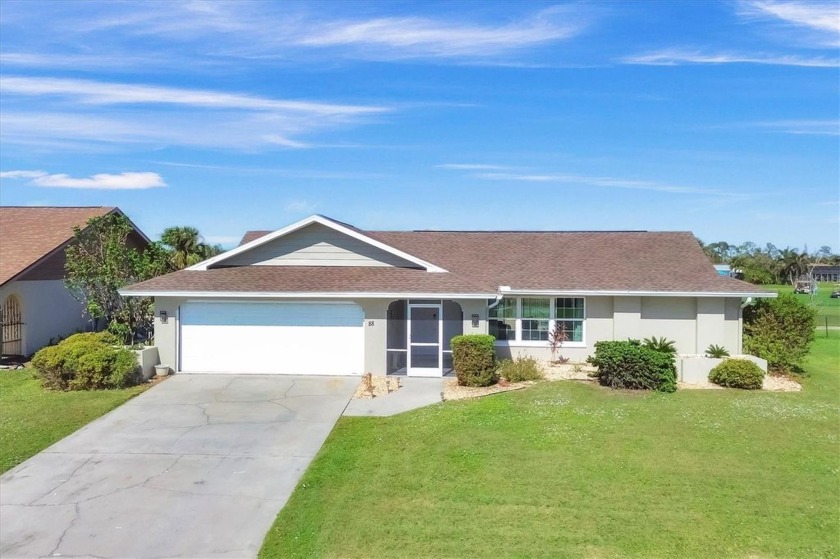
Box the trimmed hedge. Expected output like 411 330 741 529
31 332 140 391
451 334 497 387
709 359 765 390
587 340 677 393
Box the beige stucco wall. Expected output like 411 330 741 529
153 296 486 375
152 297 184 369
724 298 743 354
640 297 697 354
497 295 743 363
0 280 91 356
152 295 744 373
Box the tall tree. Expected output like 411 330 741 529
64 214 168 341
777 248 810 285
160 226 222 270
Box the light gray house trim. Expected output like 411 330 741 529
220 222 420 268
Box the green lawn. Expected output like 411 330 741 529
261 333 840 558
0 369 147 473
769 282 840 329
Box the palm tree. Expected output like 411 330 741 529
160 226 222 270
777 248 810 285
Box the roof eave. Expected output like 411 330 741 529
499 288 777 298
118 289 497 299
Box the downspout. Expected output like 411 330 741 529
488 286 510 311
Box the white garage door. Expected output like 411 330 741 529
179 301 364 375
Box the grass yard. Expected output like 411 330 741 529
261 332 840 558
0 369 147 473
770 282 840 330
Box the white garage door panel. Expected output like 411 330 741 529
180 302 364 375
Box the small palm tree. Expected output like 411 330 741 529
705 344 730 358
642 336 677 355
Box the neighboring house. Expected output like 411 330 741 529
810 264 840 283
0 206 148 357
121 214 774 377
713 264 732 277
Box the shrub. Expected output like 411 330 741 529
642 336 677 355
705 344 730 358
547 324 567 363
709 358 764 390
31 332 140 391
743 294 816 373
587 340 677 393
451 334 497 387
497 355 545 382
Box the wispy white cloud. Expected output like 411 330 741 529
0 52 169 70
474 171 736 195
435 163 514 170
284 199 317 213
0 170 166 189
740 119 840 135
2 2 591 66
439 165 742 197
0 170 45 179
0 76 389 151
622 49 839 67
0 76 386 116
293 7 585 58
739 0 840 47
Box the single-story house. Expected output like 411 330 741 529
810 264 840 283
121 214 774 377
0 206 148 357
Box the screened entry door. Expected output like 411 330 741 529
407 304 441 377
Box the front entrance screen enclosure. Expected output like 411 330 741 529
386 300 463 376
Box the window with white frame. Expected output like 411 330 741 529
521 298 550 341
488 298 516 341
488 297 585 343
554 297 584 343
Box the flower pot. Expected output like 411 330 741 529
154 364 170 377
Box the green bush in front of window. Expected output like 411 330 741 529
587 339 677 393
451 334 497 387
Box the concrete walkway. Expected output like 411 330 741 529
343 377 444 417
0 374 357 559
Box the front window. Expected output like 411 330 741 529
555 298 584 342
521 298 550 341
488 298 516 341
489 297 585 344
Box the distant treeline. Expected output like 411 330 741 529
697 239 839 285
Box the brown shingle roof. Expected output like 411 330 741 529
128 223 767 296
367 230 761 293
122 266 494 295
0 206 115 285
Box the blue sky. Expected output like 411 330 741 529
0 0 838 250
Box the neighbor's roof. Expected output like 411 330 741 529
125 218 768 297
0 206 115 285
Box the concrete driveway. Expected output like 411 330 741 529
0 374 358 559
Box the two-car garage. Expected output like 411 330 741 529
178 301 365 375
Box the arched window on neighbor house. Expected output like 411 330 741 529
1 295 23 357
